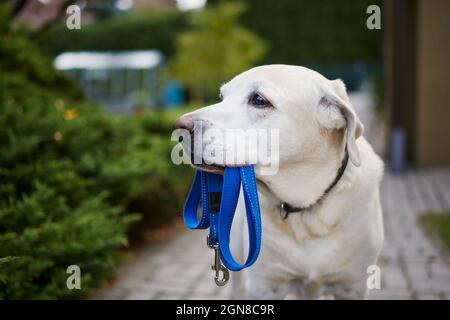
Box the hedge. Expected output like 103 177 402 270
38 0 382 67
234 0 383 66
37 10 187 58
0 7 191 299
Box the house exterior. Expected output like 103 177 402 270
386 0 450 168
54 50 164 112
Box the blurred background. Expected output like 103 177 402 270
1 0 449 299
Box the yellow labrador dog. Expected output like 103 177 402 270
174 65 384 299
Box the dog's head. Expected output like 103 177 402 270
173 65 363 175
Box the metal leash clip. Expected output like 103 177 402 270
207 235 229 286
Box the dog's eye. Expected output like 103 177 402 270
249 93 272 108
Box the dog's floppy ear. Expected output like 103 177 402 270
319 79 364 167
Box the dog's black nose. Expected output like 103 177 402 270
173 116 195 133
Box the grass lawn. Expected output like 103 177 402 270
420 213 450 250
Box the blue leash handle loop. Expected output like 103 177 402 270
183 166 262 272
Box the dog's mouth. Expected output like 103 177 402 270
192 163 225 174
192 162 251 175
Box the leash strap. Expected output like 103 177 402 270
183 166 262 272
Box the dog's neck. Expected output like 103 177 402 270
257 146 349 210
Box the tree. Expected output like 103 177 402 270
169 2 267 102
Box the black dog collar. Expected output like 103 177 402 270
279 149 350 219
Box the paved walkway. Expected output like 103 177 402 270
93 222 231 299
92 168 450 300
370 168 450 299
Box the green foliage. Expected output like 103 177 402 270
235 0 382 65
0 13 191 299
37 10 187 58
420 213 450 251
169 2 267 101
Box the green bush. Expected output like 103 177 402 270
37 10 187 58
0 8 191 299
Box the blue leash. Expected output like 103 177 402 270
183 166 262 286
